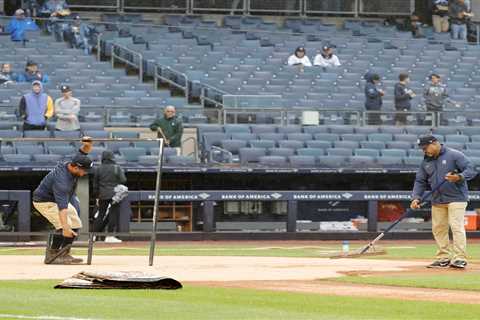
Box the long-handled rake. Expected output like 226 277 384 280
330 178 449 259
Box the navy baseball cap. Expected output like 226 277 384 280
72 154 93 170
417 135 438 147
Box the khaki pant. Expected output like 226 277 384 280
432 15 449 33
33 202 82 230
431 202 467 261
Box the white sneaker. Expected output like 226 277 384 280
104 236 122 243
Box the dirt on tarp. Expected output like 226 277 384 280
55 271 182 289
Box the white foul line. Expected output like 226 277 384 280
0 314 102 320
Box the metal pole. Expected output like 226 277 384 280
148 138 164 266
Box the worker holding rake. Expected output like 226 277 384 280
411 135 477 269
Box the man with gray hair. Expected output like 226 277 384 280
149 105 183 148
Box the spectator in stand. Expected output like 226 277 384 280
54 85 80 131
150 106 183 149
5 9 39 42
423 73 458 126
432 0 449 33
287 47 312 68
364 72 384 125
394 73 416 126
449 0 473 41
0 63 18 85
40 0 71 39
17 61 49 84
63 14 95 55
313 46 341 69
19 80 54 130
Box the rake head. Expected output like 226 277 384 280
329 244 387 259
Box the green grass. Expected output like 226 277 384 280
1 280 479 320
1 243 479 261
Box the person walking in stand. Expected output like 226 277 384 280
411 135 477 269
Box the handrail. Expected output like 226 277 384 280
154 64 188 93
111 42 144 80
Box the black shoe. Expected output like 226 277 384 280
450 260 467 269
426 260 450 269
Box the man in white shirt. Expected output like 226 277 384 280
314 46 341 68
55 85 81 131
287 47 312 67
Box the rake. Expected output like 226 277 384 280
330 178 449 259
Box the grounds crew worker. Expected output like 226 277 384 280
411 135 477 269
149 105 183 149
33 153 93 265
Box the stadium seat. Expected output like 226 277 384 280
239 147 266 165
259 156 287 167
119 147 147 162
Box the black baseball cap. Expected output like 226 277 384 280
71 154 93 170
417 135 438 147
60 85 71 93
296 46 305 52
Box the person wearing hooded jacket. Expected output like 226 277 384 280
92 151 127 243
287 47 312 67
19 80 54 130
364 72 384 125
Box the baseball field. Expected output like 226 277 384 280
0 240 479 320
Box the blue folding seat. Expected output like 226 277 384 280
2 154 31 163
334 141 359 149
239 147 267 165
318 155 347 167
327 148 353 156
278 140 304 150
306 140 332 149
119 147 147 162
355 149 380 157
297 148 325 157
269 148 295 157
381 149 407 158
360 141 386 150
289 155 316 167
250 140 276 149
349 156 376 167
167 155 196 166
259 156 287 167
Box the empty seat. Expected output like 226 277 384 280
355 148 380 157
334 141 359 149
445 135 469 143
269 148 295 157
221 139 248 154
306 140 332 149
83 130 110 139
249 140 276 149
368 133 393 142
138 155 159 165
17 145 45 155
377 156 403 167
119 147 147 162
302 126 329 134
258 133 285 141
259 155 287 167
360 141 386 150
33 154 62 163
48 145 75 156
314 133 339 142
231 133 257 141
287 133 312 141
167 155 195 166
318 155 346 167
386 141 412 150
23 130 51 138
381 149 407 158
2 154 31 163
349 156 376 167
0 130 22 138
327 148 353 156
251 125 277 134
239 147 266 164
341 133 366 142
297 148 325 156
277 126 302 134
404 156 423 166
278 140 304 149
54 131 81 139
112 131 139 139
289 155 316 167
224 124 251 133
105 141 132 153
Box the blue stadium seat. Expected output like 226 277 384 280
259 156 287 167
360 141 386 150
306 140 332 149
33 154 63 164
289 155 316 167
327 148 353 156
2 154 31 163
278 140 304 150
297 148 325 157
119 147 147 162
269 148 295 157
17 145 45 155
318 155 346 167
355 149 380 157
239 147 266 165
250 140 276 149
167 155 196 166
381 149 407 158
349 156 376 167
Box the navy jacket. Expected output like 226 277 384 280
33 163 79 210
364 72 383 110
412 146 477 204
394 82 412 110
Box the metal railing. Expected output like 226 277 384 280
154 64 188 93
362 111 436 127
111 42 144 80
19 0 414 15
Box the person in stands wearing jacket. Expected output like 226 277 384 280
364 72 384 125
411 135 477 269
287 46 312 68
17 61 49 84
18 80 54 130
5 9 39 42
394 73 416 126
92 151 127 244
